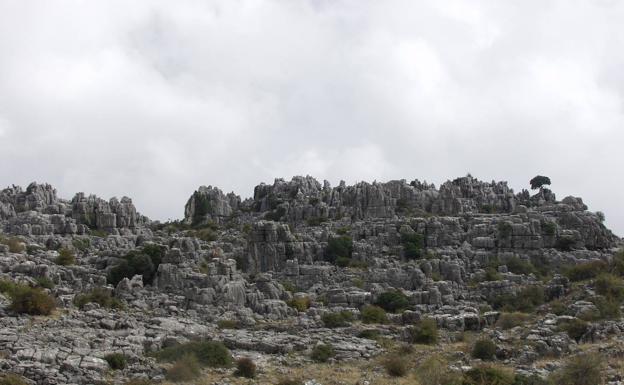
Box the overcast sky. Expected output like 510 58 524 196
0 1 622 235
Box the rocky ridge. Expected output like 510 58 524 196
0 175 622 384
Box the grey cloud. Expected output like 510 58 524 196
0 0 622 234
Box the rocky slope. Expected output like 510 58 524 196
0 176 622 385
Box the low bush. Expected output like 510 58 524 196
407 318 438 345
594 273 624 301
234 357 256 378
361 305 388 324
497 222 513 238
0 373 29 385
1 237 25 253
402 232 424 259
496 312 530 330
324 236 353 265
549 300 567 316
472 338 497 360
311 343 335 363
483 268 502 282
565 260 608 282
74 288 123 310
216 319 239 329
558 318 589 342
416 355 462 385
189 228 218 242
9 284 55 315
165 354 201 382
153 340 232 368
357 329 380 340
556 236 576 251
375 290 409 313
55 247 76 266
288 296 311 312
383 355 408 377
72 238 91 252
505 257 536 276
322 311 353 328
542 221 557 236
590 296 621 320
490 286 545 313
104 353 128 370
108 245 166 286
462 365 515 385
35 277 55 289
549 353 603 385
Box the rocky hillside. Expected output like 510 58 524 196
0 176 622 385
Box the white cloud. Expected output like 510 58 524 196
0 0 623 235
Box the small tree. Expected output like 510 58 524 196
530 175 551 190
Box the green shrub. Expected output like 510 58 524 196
0 374 29 385
375 290 409 313
165 354 201 382
55 247 76 266
361 305 388 324
549 300 567 316
483 268 502 282
610 249 624 276
281 281 296 293
556 236 576 251
2 237 25 253
154 340 232 368
497 222 513 238
472 338 497 360
72 238 91 252
0 279 17 296
288 296 311 312
491 286 545 313
548 353 603 385
335 256 352 267
234 357 256 378
462 365 515 385
542 222 557 236
90 229 108 237
402 232 424 259
558 318 589 342
311 343 335 363
357 329 380 340
594 273 624 301
74 288 123 310
189 228 218 242
416 355 462 385
590 296 621 320
108 245 166 286
407 318 438 345
322 311 353 328
217 319 239 329
505 257 536 276
35 277 55 289
325 236 353 265
496 312 530 330
9 285 55 315
306 217 327 226
383 355 408 377
565 260 608 282
104 353 128 370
